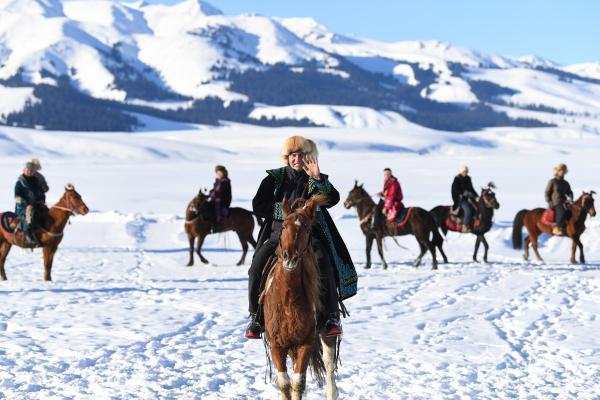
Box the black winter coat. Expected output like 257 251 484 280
451 175 477 206
252 167 357 300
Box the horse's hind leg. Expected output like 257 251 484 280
523 236 531 261
271 346 291 400
427 240 438 270
0 241 12 281
322 336 339 400
186 234 195 266
195 233 209 264
531 233 544 262
236 231 249 266
291 344 312 400
413 240 427 268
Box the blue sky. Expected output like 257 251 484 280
142 0 599 65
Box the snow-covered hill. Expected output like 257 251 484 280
0 0 599 132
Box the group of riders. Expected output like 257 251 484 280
9 138 575 340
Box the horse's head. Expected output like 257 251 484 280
188 190 208 215
62 184 89 215
344 180 367 209
279 194 329 272
480 182 500 210
580 191 596 217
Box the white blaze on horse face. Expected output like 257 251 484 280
295 217 302 227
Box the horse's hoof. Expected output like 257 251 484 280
364 265 371 269
201 259 209 265
383 264 388 270
186 263 193 267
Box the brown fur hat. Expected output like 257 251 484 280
280 136 311 164
305 139 319 160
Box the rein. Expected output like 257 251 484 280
42 200 76 237
184 215 201 225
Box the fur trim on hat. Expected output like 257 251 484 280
280 136 311 164
305 139 319 160
30 158 42 171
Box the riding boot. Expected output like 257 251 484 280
323 313 343 337
245 313 263 339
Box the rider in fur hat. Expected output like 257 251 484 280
245 136 357 339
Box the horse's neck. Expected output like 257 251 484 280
357 194 376 218
478 200 494 227
46 207 71 232
571 203 588 225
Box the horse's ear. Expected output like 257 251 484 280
488 181 496 189
305 194 328 216
591 190 596 196
282 197 292 217
359 183 364 188
354 179 358 188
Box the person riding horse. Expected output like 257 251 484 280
15 161 48 244
451 165 478 233
245 135 356 339
371 168 404 233
207 165 232 232
545 163 573 236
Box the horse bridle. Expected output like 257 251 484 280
277 214 313 266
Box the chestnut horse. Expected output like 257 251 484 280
512 191 596 263
262 194 339 400
343 181 445 270
184 191 257 266
0 184 89 281
430 184 500 263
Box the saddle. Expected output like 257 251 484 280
541 208 555 226
1 212 19 234
389 207 412 228
445 205 481 232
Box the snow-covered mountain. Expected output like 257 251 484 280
0 0 599 131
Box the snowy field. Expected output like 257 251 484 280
0 119 599 399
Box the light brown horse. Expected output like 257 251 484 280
343 181 445 270
184 191 257 266
262 194 339 400
0 184 89 281
512 192 596 263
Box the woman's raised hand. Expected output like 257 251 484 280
302 154 321 180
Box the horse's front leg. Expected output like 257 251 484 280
473 235 481 262
186 234 195 266
291 343 313 400
236 231 249 266
570 237 578 264
376 235 388 270
576 237 585 264
43 245 57 282
481 235 490 263
195 232 210 264
271 345 291 400
322 336 339 400
365 234 374 269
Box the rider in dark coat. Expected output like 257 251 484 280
451 165 478 232
208 165 232 232
545 163 573 235
245 136 357 339
15 162 46 244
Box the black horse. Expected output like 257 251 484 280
430 183 500 263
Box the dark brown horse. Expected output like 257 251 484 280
0 184 89 281
184 191 257 266
262 194 338 400
344 181 445 270
430 184 500 263
512 191 596 263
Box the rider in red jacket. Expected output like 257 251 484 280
372 168 404 232
381 169 404 222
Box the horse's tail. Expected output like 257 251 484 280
512 209 527 250
310 335 326 386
